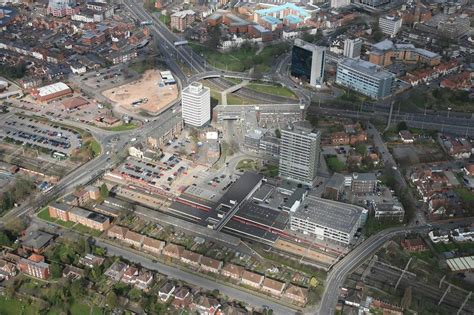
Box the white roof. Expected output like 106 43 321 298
446 256 474 271
171 10 195 17
37 82 71 97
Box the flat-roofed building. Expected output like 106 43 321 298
379 15 402 37
336 58 395 100
171 10 195 32
31 82 72 102
181 82 210 127
68 207 110 231
289 196 368 245
291 39 326 87
279 121 321 186
351 172 377 193
48 202 72 222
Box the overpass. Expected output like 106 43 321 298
188 70 274 83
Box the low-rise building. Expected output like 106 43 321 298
21 230 54 254
31 82 72 102
107 225 129 240
262 278 285 297
241 270 264 288
284 284 308 305
180 250 202 268
221 263 245 281
200 256 223 274
142 237 165 255
399 130 414 143
68 207 110 231
171 10 195 32
123 230 144 248
104 261 128 281
163 243 184 260
428 230 450 243
18 254 49 280
0 259 17 280
79 254 105 268
401 238 427 252
159 282 176 302
351 173 377 194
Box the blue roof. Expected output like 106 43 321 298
285 15 303 24
255 3 310 18
262 15 281 25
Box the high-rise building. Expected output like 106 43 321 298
47 0 77 17
378 15 402 37
354 0 390 8
343 38 363 59
181 82 210 127
330 0 351 8
290 39 326 87
335 58 395 100
279 121 321 186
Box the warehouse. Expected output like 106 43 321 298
31 82 72 102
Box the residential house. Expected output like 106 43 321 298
159 282 176 302
331 132 350 145
181 250 202 268
163 243 185 260
21 230 54 254
399 130 414 143
463 164 474 177
135 271 153 290
221 263 244 281
104 261 128 281
200 256 223 274
192 295 221 315
142 237 165 255
172 286 193 309
428 230 450 243
241 270 264 288
401 238 427 252
121 266 139 284
107 225 129 240
0 259 17 280
79 254 105 268
62 265 84 279
123 230 144 248
261 278 286 297
284 284 308 305
18 254 49 280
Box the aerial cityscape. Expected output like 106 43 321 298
0 0 473 313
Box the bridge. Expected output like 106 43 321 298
188 70 274 83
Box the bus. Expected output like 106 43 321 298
52 151 67 160
174 40 188 47
140 20 152 26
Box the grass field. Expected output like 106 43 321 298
89 139 101 157
73 224 102 237
226 93 253 105
70 301 104 315
246 83 296 98
105 123 138 132
189 42 289 72
0 296 41 315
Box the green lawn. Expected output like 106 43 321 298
246 83 296 98
189 42 289 72
70 301 104 315
0 296 41 315
226 93 253 105
73 224 103 237
455 187 474 202
37 207 76 227
105 123 138 132
38 207 53 221
158 14 170 26
89 139 101 157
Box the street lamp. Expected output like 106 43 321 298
447 107 452 118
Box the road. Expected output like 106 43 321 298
96 239 298 315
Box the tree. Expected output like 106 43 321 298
326 156 345 172
100 183 109 198
355 144 367 156
50 263 63 279
0 230 13 247
128 288 142 302
206 26 221 51
70 279 86 299
371 22 384 42
309 277 319 287
106 291 118 309
397 121 408 132
275 129 281 139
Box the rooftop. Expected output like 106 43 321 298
293 196 367 233
255 3 310 18
214 172 263 210
339 58 395 80
35 82 71 97
22 230 54 250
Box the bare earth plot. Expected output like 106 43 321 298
102 70 178 116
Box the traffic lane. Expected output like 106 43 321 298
96 240 298 315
